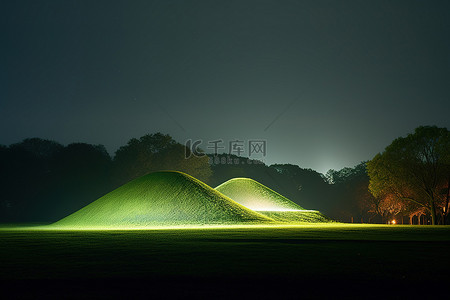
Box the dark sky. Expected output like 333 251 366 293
1 0 449 174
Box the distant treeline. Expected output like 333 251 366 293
1 128 448 225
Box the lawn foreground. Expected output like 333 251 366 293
1 223 449 299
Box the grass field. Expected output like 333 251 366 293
1 223 449 298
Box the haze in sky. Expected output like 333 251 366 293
1 0 449 173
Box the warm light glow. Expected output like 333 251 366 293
392 220 396 225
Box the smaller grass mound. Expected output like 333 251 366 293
216 178 332 223
215 178 304 211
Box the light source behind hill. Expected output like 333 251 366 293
215 178 304 211
215 178 331 223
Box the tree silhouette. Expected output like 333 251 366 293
0 138 64 221
326 162 376 223
367 126 450 225
48 143 113 219
113 133 211 185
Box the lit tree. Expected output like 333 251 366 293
367 126 450 225
359 191 407 223
408 206 428 225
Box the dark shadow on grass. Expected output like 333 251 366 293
0 276 442 299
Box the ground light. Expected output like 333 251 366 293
1 223 449 235
215 178 305 211
0 222 438 231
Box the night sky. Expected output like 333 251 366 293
2 0 449 174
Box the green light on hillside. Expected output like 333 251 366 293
215 178 331 223
215 178 305 211
53 171 274 228
50 171 331 229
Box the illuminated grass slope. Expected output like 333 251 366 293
215 178 331 223
259 211 331 223
215 178 304 211
54 171 273 228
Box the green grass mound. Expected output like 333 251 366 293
53 171 273 228
215 178 304 211
258 210 332 223
215 178 331 223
